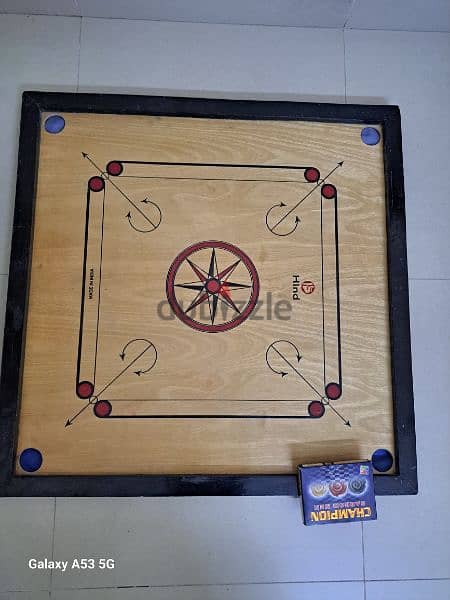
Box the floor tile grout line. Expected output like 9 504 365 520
361 522 367 600
4 593 52 596
1 12 450 34
49 497 57 590
343 26 450 34
409 277 450 281
24 580 367 594
343 0 357 29
366 577 450 582
7 577 450 593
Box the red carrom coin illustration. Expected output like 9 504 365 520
329 480 348 497
166 241 260 333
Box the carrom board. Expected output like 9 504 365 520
0 92 417 496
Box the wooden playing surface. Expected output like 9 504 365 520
16 112 395 475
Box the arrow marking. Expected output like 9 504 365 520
119 338 157 377
322 398 351 427
267 161 343 234
65 396 97 427
82 152 161 232
265 203 300 237
266 340 302 377
266 342 350 426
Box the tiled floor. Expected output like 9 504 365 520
52 497 363 589
0 14 449 600
51 583 365 600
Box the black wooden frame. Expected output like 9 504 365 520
0 92 417 496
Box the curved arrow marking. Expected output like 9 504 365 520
265 203 301 237
82 152 162 233
126 198 161 233
271 339 302 362
66 340 157 427
266 345 288 377
265 341 351 426
265 161 343 236
266 340 302 377
119 338 158 375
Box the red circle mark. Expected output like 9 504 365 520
94 400 112 418
206 279 221 294
308 401 325 418
329 480 347 497
301 280 315 294
106 161 123 176
76 380 94 399
88 176 105 192
325 382 342 400
304 167 320 183
166 241 259 333
321 183 337 199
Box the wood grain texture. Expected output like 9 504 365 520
16 113 395 475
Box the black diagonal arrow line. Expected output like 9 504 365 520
265 345 288 377
272 340 302 362
120 339 157 376
82 152 104 174
126 211 157 233
270 345 322 398
325 401 351 427
119 338 154 360
96 344 155 398
270 161 343 231
268 344 349 425
65 399 93 427
82 152 160 230
134 345 157 376
110 181 159 230
266 340 301 377
266 212 300 237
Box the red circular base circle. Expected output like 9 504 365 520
88 176 105 192
166 241 259 333
106 161 123 176
308 401 325 418
325 382 342 400
76 380 94 399
94 400 112 418
321 184 337 199
304 167 320 183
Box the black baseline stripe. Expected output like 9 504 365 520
93 187 106 387
334 191 343 389
118 160 311 170
104 414 316 419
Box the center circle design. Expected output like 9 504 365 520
166 240 260 333
206 279 221 294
